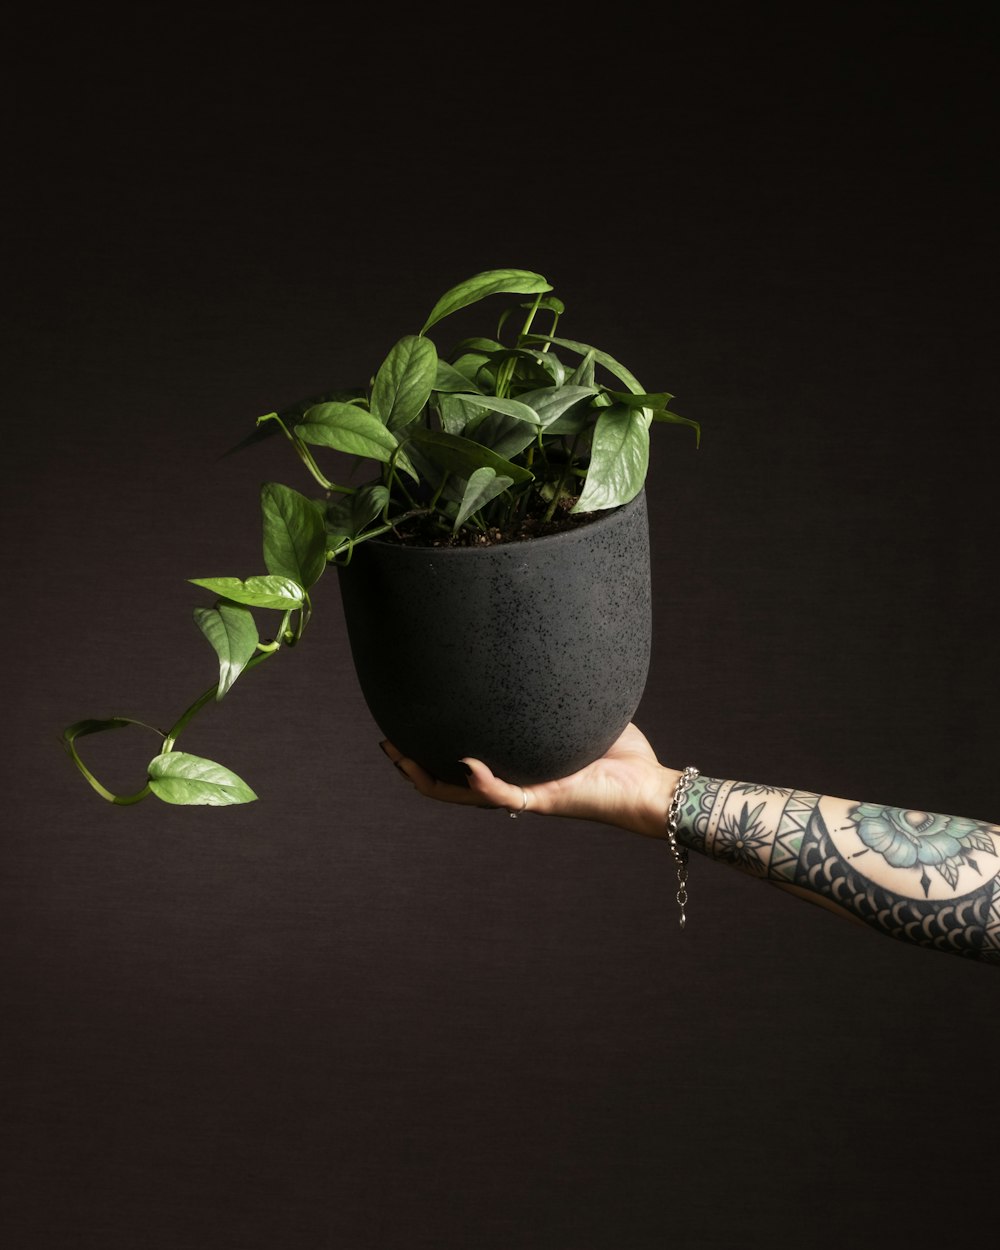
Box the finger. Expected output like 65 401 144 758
379 741 495 808
460 757 536 814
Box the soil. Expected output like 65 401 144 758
390 495 602 548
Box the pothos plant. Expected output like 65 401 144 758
63 268 699 808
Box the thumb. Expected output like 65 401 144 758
461 757 533 814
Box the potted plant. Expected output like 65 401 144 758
63 269 699 806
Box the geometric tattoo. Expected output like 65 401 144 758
677 776 1000 964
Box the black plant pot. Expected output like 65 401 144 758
337 491 651 786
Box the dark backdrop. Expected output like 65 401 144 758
4 10 997 1249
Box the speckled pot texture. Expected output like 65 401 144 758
337 490 651 786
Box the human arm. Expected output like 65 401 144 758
380 724 1000 965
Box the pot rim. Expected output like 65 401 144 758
358 488 646 557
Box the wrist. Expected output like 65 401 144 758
630 764 683 839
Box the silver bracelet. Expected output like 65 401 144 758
666 766 699 930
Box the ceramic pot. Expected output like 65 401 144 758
337 490 651 786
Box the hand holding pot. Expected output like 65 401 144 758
380 722 682 840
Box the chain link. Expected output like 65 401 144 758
666 765 699 930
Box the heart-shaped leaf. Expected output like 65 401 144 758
370 334 438 432
147 752 258 806
189 575 304 610
295 402 399 460
572 404 649 513
452 466 514 532
261 482 327 590
194 602 259 699
421 269 552 334
295 403 417 479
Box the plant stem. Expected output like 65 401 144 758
543 432 582 522
327 507 432 561
383 450 419 517
64 742 153 805
161 650 277 754
258 412 352 493
518 294 543 343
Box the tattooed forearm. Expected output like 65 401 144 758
676 777 1000 963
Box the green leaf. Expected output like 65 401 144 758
569 349 596 388
63 716 156 742
189 575 305 610
443 392 541 424
651 407 702 446
194 602 259 699
434 358 484 393
527 295 565 315
436 393 477 435
295 402 418 481
370 334 438 432
221 388 366 458
261 482 327 590
453 467 514 532
399 438 465 503
477 346 562 388
512 347 566 387
147 752 258 806
277 388 365 421
421 269 552 334
295 401 399 461
325 483 390 546
449 351 493 382
464 410 539 460
436 392 542 437
495 296 565 338
606 390 675 409
514 385 598 429
404 427 533 484
572 404 649 513
452 337 504 353
527 334 646 396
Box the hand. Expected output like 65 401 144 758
379 722 680 839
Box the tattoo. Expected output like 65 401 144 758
679 777 1000 963
849 804 997 895
731 783 793 797
716 800 771 875
677 774 723 855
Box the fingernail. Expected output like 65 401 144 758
378 740 390 756
458 761 472 775
393 761 410 779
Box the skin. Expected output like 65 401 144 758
381 724 1000 965
381 722 680 837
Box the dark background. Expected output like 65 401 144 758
3 9 997 1249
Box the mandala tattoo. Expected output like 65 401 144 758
677 777 1000 963
716 801 771 875
850 803 996 895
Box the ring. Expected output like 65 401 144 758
509 787 528 819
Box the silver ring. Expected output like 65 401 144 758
508 787 528 819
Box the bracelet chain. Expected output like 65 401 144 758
666 765 700 930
